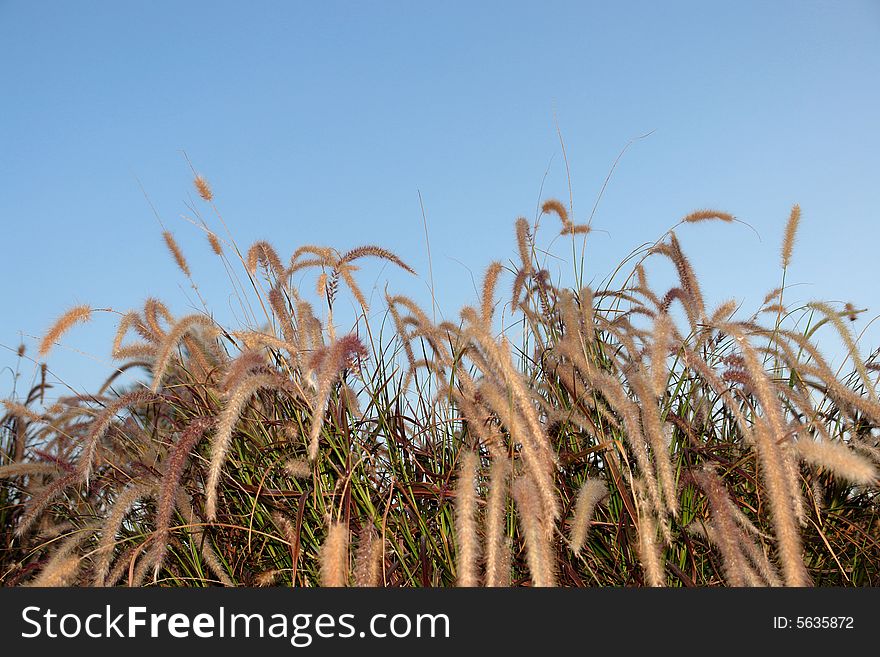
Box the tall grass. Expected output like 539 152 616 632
2 175 879 587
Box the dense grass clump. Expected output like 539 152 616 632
2 177 878 587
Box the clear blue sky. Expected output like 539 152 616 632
2 0 879 399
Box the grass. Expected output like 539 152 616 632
1 173 878 587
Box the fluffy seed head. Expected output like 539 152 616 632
682 209 735 223
39 305 92 358
481 261 503 325
569 478 607 556
781 204 801 268
194 175 213 201
541 198 569 226
207 231 223 255
162 231 191 277
542 197 591 235
320 521 350 587
353 526 383 587
511 475 556 587
285 459 312 478
454 450 480 587
796 438 879 486
514 217 533 274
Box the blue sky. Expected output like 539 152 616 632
1 0 879 399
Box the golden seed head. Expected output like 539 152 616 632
781 203 801 268
39 305 92 358
194 175 213 201
682 209 735 223
162 231 191 277
207 231 223 255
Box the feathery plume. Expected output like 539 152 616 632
0 462 61 479
710 299 738 323
27 527 96 587
246 240 284 279
207 231 223 255
296 300 324 354
467 324 560 524
287 245 336 275
29 555 81 587
542 198 590 234
651 312 672 397
633 479 665 587
763 287 784 305
541 198 569 228
206 373 291 520
476 377 559 527
111 312 153 359
568 478 607 556
762 304 787 316
560 341 663 514
481 261 503 325
284 459 312 478
692 469 751 586
144 298 174 339
454 450 480 587
336 264 368 311
316 271 328 298
669 232 705 321
39 305 92 358
272 512 301 576
197 535 234 586
795 438 878 486
511 476 556 587
15 472 79 536
162 231 191 277
753 418 810 586
306 334 368 461
353 525 384 587
194 175 213 201
722 323 810 586
688 522 764 587
78 389 158 484
93 483 153 586
255 570 280 587
320 521 350 587
577 286 595 340
484 457 510 587
268 287 297 345
2 401 47 424
221 349 268 392
739 533 783 587
807 301 878 404
630 372 679 517
143 416 215 579
514 218 533 274
150 313 218 392
781 204 801 268
682 209 735 223
232 331 299 366
563 223 591 235
339 244 416 275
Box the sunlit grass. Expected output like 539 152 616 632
2 175 878 587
